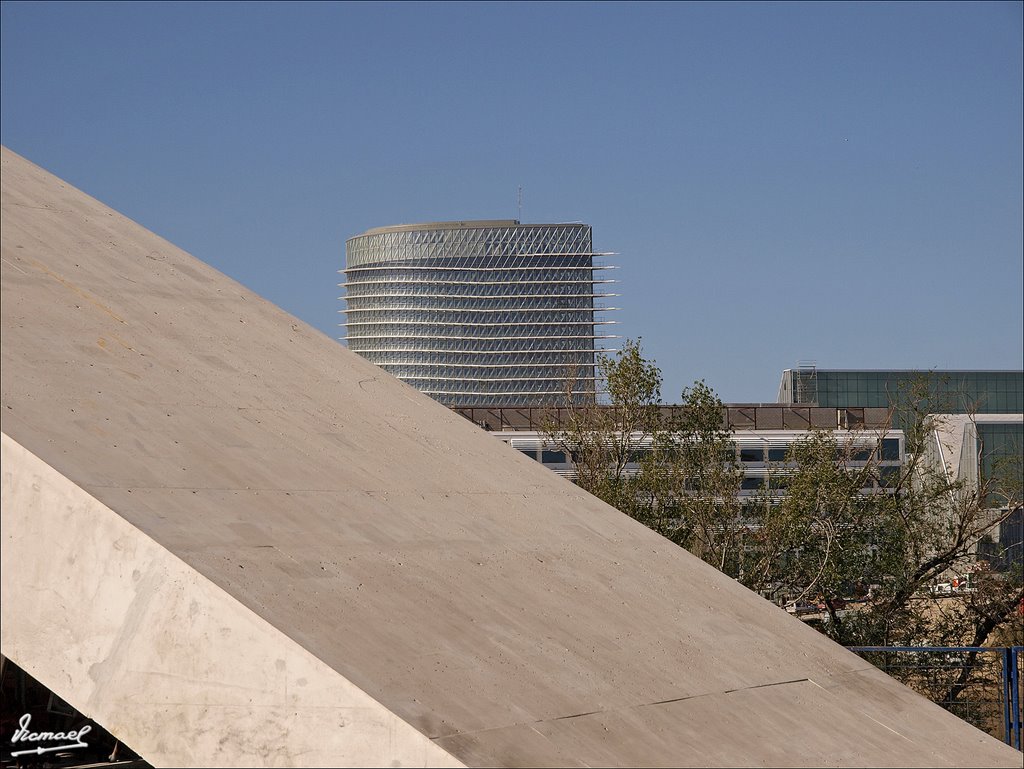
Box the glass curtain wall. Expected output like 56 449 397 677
342 221 616 407
780 370 1023 417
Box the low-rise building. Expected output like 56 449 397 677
452 403 904 494
778 367 1023 567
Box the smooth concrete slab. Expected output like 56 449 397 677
1 145 1020 767
2 434 463 768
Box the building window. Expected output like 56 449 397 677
740 447 764 463
880 438 900 461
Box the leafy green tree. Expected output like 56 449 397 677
744 430 896 640
643 382 745 574
549 351 1023 733
751 417 1021 650
544 339 663 518
546 343 744 572
550 348 1022 657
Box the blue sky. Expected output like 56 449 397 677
2 1 1021 402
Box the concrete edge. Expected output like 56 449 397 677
0 432 465 768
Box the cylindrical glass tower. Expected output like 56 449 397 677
341 220 617 407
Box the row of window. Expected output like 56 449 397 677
735 468 900 490
378 364 595 380
396 378 593 393
343 297 599 311
342 270 604 288
434 393 589 407
343 310 596 325
517 449 902 489
346 226 593 267
793 372 1023 414
343 285 606 298
513 439 901 465
732 439 900 463
351 255 595 270
358 351 598 366
348 338 607 354
342 278 615 289
346 325 608 339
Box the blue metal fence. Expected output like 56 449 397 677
848 645 1022 750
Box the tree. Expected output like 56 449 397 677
543 339 663 518
550 348 1022 653
846 379 1023 649
545 343 744 572
743 430 896 635
642 381 745 574
548 348 1019 651
741 381 1023 731
745 415 1021 648
549 351 1023 734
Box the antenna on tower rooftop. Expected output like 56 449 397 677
517 186 522 222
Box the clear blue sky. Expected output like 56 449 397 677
3 1 1021 403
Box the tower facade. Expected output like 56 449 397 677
342 220 616 406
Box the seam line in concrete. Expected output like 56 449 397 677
430 677 819 742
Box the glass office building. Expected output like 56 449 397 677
778 369 1023 415
977 422 1024 505
778 368 1023 545
454 404 904 496
342 221 617 407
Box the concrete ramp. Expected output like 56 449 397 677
1 145 1019 767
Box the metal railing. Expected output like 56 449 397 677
848 645 1022 750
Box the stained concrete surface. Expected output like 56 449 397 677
1 145 1020 766
2 434 464 768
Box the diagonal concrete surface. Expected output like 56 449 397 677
1 144 1019 767
2 433 464 768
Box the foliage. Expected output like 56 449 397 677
548 341 1024 683
544 339 663 516
638 381 745 574
544 342 744 561
753 425 1021 650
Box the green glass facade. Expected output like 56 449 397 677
777 368 1023 520
779 370 1023 415
978 422 1024 507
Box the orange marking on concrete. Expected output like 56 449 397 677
22 255 127 325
